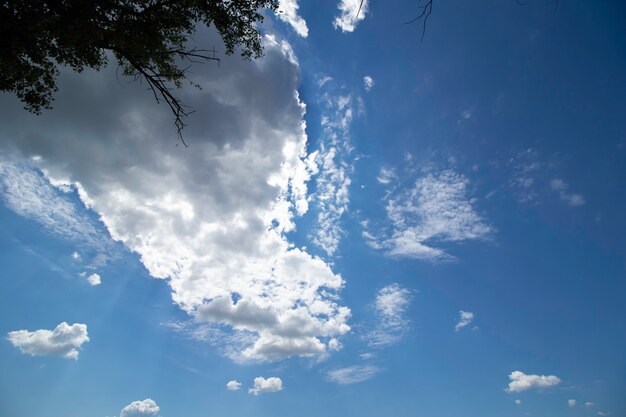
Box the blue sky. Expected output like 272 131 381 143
0 1 625 416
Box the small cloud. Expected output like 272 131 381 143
248 377 283 395
120 399 160 417
363 284 412 348
506 371 561 393
461 110 472 120
363 75 375 91
455 310 474 331
360 352 375 360
586 402 594 407
515 399 522 405
550 179 567 191
568 399 577 408
71 251 81 260
376 167 396 184
226 380 242 391
597 412 611 416
276 0 309 37
7 322 89 359
550 178 585 206
328 338 343 351
87 273 101 286
327 365 381 384
334 0 369 32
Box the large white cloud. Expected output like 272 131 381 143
506 371 561 393
0 32 349 362
363 284 412 348
364 170 492 261
334 0 369 33
6 322 89 359
248 376 283 395
120 399 160 417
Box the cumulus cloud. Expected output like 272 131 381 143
506 371 561 393
568 399 577 407
120 399 160 417
334 0 369 32
226 380 242 391
363 284 412 348
7 322 89 359
249 377 283 395
515 399 522 405
327 365 381 384
550 179 585 206
586 402 594 407
363 75 375 91
86 273 101 286
276 0 309 37
455 310 474 331
0 32 349 363
364 170 492 261
309 92 355 256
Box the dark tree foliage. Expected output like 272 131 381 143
0 0 279 144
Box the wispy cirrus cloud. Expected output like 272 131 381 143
363 284 413 348
309 89 355 257
550 179 585 206
0 161 111 260
364 169 492 261
327 364 381 384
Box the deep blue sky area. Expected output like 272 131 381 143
0 1 625 417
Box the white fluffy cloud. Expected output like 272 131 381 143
364 170 492 261
87 273 101 286
0 32 349 363
506 371 561 393
515 399 522 405
334 0 369 32
120 399 160 417
363 284 412 348
276 0 309 37
248 377 283 395
226 380 242 391
363 75 375 91
455 310 474 331
7 322 89 359
327 364 381 384
568 399 577 407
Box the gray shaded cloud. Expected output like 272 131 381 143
0 31 349 362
